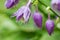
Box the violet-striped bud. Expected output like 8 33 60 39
46 19 54 35
11 0 31 23
33 11 42 29
51 0 60 16
5 0 19 9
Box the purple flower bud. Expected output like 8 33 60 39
33 11 42 29
46 19 54 35
5 0 19 9
51 0 60 10
11 6 31 22
11 0 31 22
51 0 60 16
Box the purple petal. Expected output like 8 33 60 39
11 6 25 21
11 6 25 17
16 13 23 21
15 6 25 21
23 6 31 22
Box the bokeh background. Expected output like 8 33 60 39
0 0 60 40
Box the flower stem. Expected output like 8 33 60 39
27 0 31 7
48 12 50 19
38 0 60 17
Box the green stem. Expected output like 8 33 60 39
38 0 60 17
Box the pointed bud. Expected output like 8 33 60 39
5 0 19 9
33 11 42 29
46 19 54 35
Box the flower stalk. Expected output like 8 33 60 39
37 0 60 17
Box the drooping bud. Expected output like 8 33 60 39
51 0 60 16
5 0 19 9
33 11 42 29
46 19 54 35
11 0 31 23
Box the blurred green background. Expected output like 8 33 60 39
0 0 60 40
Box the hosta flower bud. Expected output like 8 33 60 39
46 19 54 35
11 0 31 22
5 0 19 9
11 6 31 22
51 0 60 16
33 11 42 29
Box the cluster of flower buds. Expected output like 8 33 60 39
5 0 56 35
